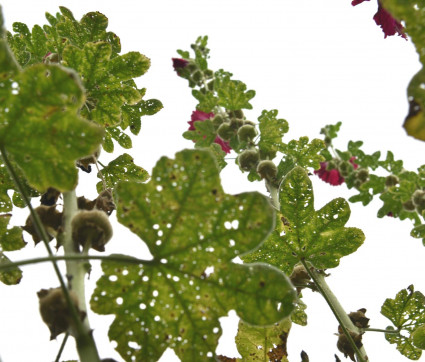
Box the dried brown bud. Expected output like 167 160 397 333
23 205 63 245
38 287 85 340
348 308 369 329
72 210 113 252
336 331 363 362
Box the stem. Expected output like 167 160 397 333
0 254 155 272
300 260 368 362
55 332 69 362
266 180 280 210
364 328 399 334
62 190 100 362
0 146 85 342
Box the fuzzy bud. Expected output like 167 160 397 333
385 174 399 187
237 125 257 142
238 149 260 171
348 308 369 328
336 331 363 362
38 287 85 340
228 110 244 119
217 123 234 141
256 160 277 181
212 115 224 128
402 199 416 212
71 210 113 252
356 168 369 183
412 190 425 208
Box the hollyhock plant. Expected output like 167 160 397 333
172 58 189 75
188 110 232 154
352 0 407 40
315 157 358 186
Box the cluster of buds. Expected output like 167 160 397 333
172 58 214 89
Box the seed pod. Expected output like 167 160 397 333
356 169 369 183
336 330 363 362
217 123 234 141
402 199 416 212
385 174 399 187
237 125 257 142
238 149 260 171
412 190 425 207
348 308 369 328
72 210 113 252
256 160 277 181
38 287 85 340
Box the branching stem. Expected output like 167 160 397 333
55 332 69 362
300 260 368 362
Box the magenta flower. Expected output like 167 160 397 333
352 0 407 40
172 58 189 75
373 2 407 39
314 157 358 186
188 110 232 154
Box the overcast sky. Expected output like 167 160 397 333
1 1 425 361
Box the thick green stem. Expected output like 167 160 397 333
301 260 368 362
62 190 100 362
266 180 280 210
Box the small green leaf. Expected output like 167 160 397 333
0 64 104 192
0 253 22 285
413 325 425 350
192 90 218 113
91 149 296 361
215 72 255 110
320 121 341 140
183 119 216 148
0 214 25 251
291 297 307 326
96 153 149 193
235 319 291 362
121 97 163 136
243 167 364 274
381 285 425 359
107 127 132 149
257 109 289 159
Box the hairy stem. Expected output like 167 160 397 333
0 254 155 272
62 190 100 362
55 333 69 362
300 260 368 362
0 146 86 343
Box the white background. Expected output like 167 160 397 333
1 0 425 361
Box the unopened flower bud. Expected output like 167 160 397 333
385 174 399 187
356 168 369 183
238 149 259 171
217 123 234 141
402 199 416 212
256 160 277 180
237 125 257 142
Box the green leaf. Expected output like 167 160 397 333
349 174 386 207
215 72 255 110
192 90 218 113
278 137 325 178
257 110 289 159
413 325 425 350
96 153 149 193
208 143 227 170
0 7 19 74
0 253 22 285
320 121 341 140
381 285 425 360
291 297 307 326
183 119 216 148
235 319 291 362
347 141 381 170
380 1 425 141
379 151 404 174
121 97 163 136
243 167 364 274
62 42 148 127
0 214 25 251
91 149 296 362
107 127 132 149
0 64 104 192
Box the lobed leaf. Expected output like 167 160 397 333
0 64 103 192
257 109 289 159
0 253 22 285
215 74 255 111
235 319 291 361
243 167 364 274
0 214 25 251
381 285 425 359
91 149 296 361
96 153 149 193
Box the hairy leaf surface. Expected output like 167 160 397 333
0 64 103 191
257 110 289 159
91 149 296 361
381 285 425 359
235 319 291 361
243 167 364 274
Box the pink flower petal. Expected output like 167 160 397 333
351 0 370 6
373 2 407 39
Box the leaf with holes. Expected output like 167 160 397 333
381 285 425 360
91 149 296 362
242 166 364 274
235 319 291 362
96 153 149 193
257 110 289 159
0 64 103 192
0 253 22 285
0 214 25 251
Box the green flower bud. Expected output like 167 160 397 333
187 64 197 73
229 118 244 130
192 70 202 82
324 136 332 145
356 168 369 183
204 69 214 78
412 190 425 207
402 199 416 212
207 80 214 91
243 120 256 127
385 174 399 187
217 123 234 141
237 125 257 142
327 160 338 170
353 179 363 188
228 110 244 119
238 149 260 171
256 160 277 180
212 115 224 128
